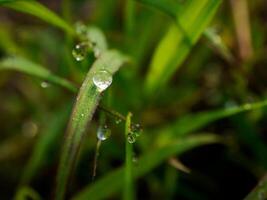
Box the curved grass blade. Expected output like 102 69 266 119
156 101 267 145
0 56 77 92
55 50 128 200
0 0 74 35
72 134 220 200
244 174 267 200
143 0 222 96
20 103 72 184
15 186 42 200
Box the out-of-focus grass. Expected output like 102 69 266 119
0 0 267 199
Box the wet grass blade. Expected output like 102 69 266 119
0 0 74 35
156 101 267 145
20 103 72 184
143 0 222 95
15 186 42 200
244 174 267 200
72 134 219 200
55 50 128 200
0 56 77 92
124 113 134 200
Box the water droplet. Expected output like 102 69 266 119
81 113 85 117
72 42 89 61
115 118 122 124
130 123 142 137
22 120 38 138
93 70 112 92
127 133 136 143
132 155 138 163
97 125 111 141
41 81 50 88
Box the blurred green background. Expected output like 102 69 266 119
0 0 267 199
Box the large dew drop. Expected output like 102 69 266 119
127 133 136 144
97 125 111 141
93 70 112 92
72 42 88 61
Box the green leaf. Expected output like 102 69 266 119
20 103 72 184
55 50 128 200
15 186 41 200
72 134 219 200
244 174 267 200
0 0 74 35
0 56 77 92
156 101 267 145
143 0 222 96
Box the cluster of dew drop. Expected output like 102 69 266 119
72 22 101 62
127 123 142 144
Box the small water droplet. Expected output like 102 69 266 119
127 133 136 144
115 118 122 124
81 113 85 117
72 42 89 61
97 125 111 141
93 70 112 92
41 81 50 88
130 123 142 137
22 120 38 138
132 155 138 163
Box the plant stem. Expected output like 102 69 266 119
124 112 134 200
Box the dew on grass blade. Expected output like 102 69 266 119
115 118 122 124
127 133 136 144
97 125 111 141
93 70 112 92
72 42 89 61
40 81 50 88
130 123 142 137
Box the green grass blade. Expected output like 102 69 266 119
72 134 219 200
124 113 134 200
135 0 181 18
143 0 222 96
20 103 72 184
156 101 267 145
55 50 128 200
0 56 77 92
15 186 42 200
244 174 267 200
0 0 74 35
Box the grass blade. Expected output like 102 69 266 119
244 174 267 200
156 101 267 145
20 103 72 184
15 186 42 200
0 56 77 92
0 0 74 35
143 0 222 95
55 50 128 200
124 113 134 200
73 134 220 200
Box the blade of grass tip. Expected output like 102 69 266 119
0 0 74 35
124 112 135 200
0 56 77 92
142 0 222 96
55 50 128 200
156 100 267 146
72 134 220 200
15 186 42 200
20 102 72 185
244 174 267 200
